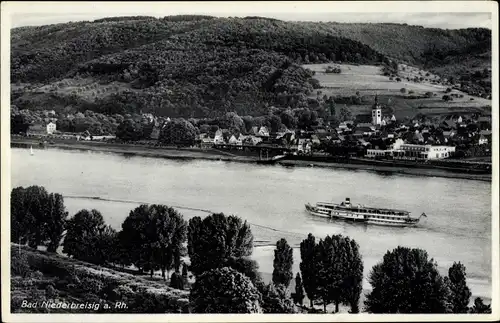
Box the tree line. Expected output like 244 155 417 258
11 185 491 314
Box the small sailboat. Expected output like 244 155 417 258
30 146 34 156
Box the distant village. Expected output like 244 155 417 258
13 96 492 163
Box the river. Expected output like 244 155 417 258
11 147 492 302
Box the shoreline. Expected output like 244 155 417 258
11 137 491 182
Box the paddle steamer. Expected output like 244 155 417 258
305 197 426 227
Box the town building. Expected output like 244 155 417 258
46 122 57 134
228 134 243 146
214 129 225 145
393 144 456 160
366 138 455 160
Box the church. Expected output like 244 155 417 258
371 95 383 126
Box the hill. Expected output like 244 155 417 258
10 16 491 118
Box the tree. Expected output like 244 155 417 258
339 105 353 122
447 262 472 313
225 256 264 289
189 267 262 313
223 112 245 133
11 186 48 248
293 273 305 306
241 115 255 133
181 262 188 282
116 119 143 141
268 114 282 133
11 187 30 245
120 204 187 279
299 233 319 308
188 213 253 276
261 283 297 313
365 246 449 313
315 235 345 312
272 238 294 288
11 186 68 252
63 209 115 265
469 297 491 313
45 193 68 252
339 236 363 313
279 109 296 129
11 114 30 134
158 118 197 146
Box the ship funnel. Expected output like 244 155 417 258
345 197 351 206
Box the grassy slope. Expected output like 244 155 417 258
10 17 491 118
11 244 190 313
306 63 491 120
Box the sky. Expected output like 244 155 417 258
3 1 495 30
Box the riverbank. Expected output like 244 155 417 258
278 159 492 182
11 137 492 182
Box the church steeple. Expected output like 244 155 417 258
371 94 382 125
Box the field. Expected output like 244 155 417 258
304 63 492 119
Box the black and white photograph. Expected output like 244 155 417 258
1 1 498 321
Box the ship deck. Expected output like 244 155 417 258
316 202 410 214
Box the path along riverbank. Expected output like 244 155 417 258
11 137 492 182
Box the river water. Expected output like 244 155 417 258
11 147 492 301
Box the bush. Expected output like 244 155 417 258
170 272 184 290
45 284 58 299
400 88 407 94
79 277 104 294
11 252 31 277
190 267 262 313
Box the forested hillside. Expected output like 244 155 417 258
11 16 491 118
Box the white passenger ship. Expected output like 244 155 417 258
305 197 426 227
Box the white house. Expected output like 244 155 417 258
214 129 225 145
46 122 56 134
228 134 243 146
258 126 270 137
478 135 488 145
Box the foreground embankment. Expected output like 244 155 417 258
10 137 491 181
11 244 190 313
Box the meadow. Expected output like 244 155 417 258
304 63 491 119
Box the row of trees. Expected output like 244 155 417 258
11 186 491 314
12 186 189 284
